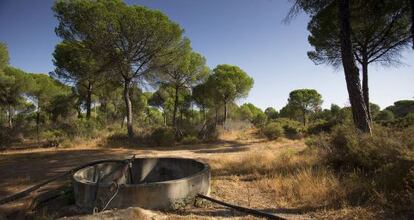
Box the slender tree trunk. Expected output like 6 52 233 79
302 109 306 127
338 0 371 133
361 58 371 121
86 83 92 120
163 111 167 126
223 101 227 127
36 111 40 141
215 107 218 127
7 106 12 128
180 106 183 122
410 0 414 48
146 107 150 124
172 86 179 128
123 80 134 138
202 106 206 124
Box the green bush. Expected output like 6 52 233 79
374 110 395 121
150 127 175 147
251 112 267 127
180 135 199 145
307 120 336 135
283 124 302 139
41 130 64 141
268 118 303 139
380 112 414 128
262 122 284 140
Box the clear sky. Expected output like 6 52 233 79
0 0 413 110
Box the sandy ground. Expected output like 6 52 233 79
0 130 308 219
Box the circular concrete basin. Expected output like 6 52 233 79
73 157 210 210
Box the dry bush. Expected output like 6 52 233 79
307 124 414 211
209 148 349 208
255 167 345 207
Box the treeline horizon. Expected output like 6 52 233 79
0 0 414 147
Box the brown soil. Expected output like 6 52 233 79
0 130 309 219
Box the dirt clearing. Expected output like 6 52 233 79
0 130 373 219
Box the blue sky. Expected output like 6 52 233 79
0 0 413 110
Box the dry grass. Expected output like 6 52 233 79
207 137 382 219
210 148 348 208
0 128 384 219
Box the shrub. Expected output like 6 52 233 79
41 129 64 141
307 124 414 207
283 124 302 139
251 112 267 127
150 127 175 147
199 122 219 142
180 135 199 145
262 122 284 140
380 112 414 128
269 118 303 139
374 110 394 121
307 119 336 135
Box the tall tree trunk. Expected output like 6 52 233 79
172 86 179 128
223 101 228 127
302 109 306 127
215 107 218 127
36 111 40 141
338 0 371 133
86 83 92 120
202 106 206 124
146 107 150 123
123 80 134 138
410 0 414 48
7 106 12 128
361 58 371 121
163 111 167 126
180 106 183 122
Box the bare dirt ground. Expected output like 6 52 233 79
0 130 315 219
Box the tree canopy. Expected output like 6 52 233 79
307 0 411 120
0 42 9 73
287 89 322 126
206 64 254 125
53 0 186 137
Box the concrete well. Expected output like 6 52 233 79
73 157 210 210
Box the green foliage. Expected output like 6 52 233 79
307 0 410 69
206 65 254 124
192 82 215 111
29 74 70 108
272 118 303 139
369 103 381 119
262 122 284 140
53 40 107 83
264 107 279 120
0 67 31 108
209 65 254 104
385 100 414 118
381 112 414 128
180 135 199 145
150 127 176 147
287 89 322 126
307 119 336 135
0 42 9 72
53 0 185 137
307 124 414 206
251 112 267 127
146 107 164 125
236 103 266 126
375 110 395 121
41 130 64 142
